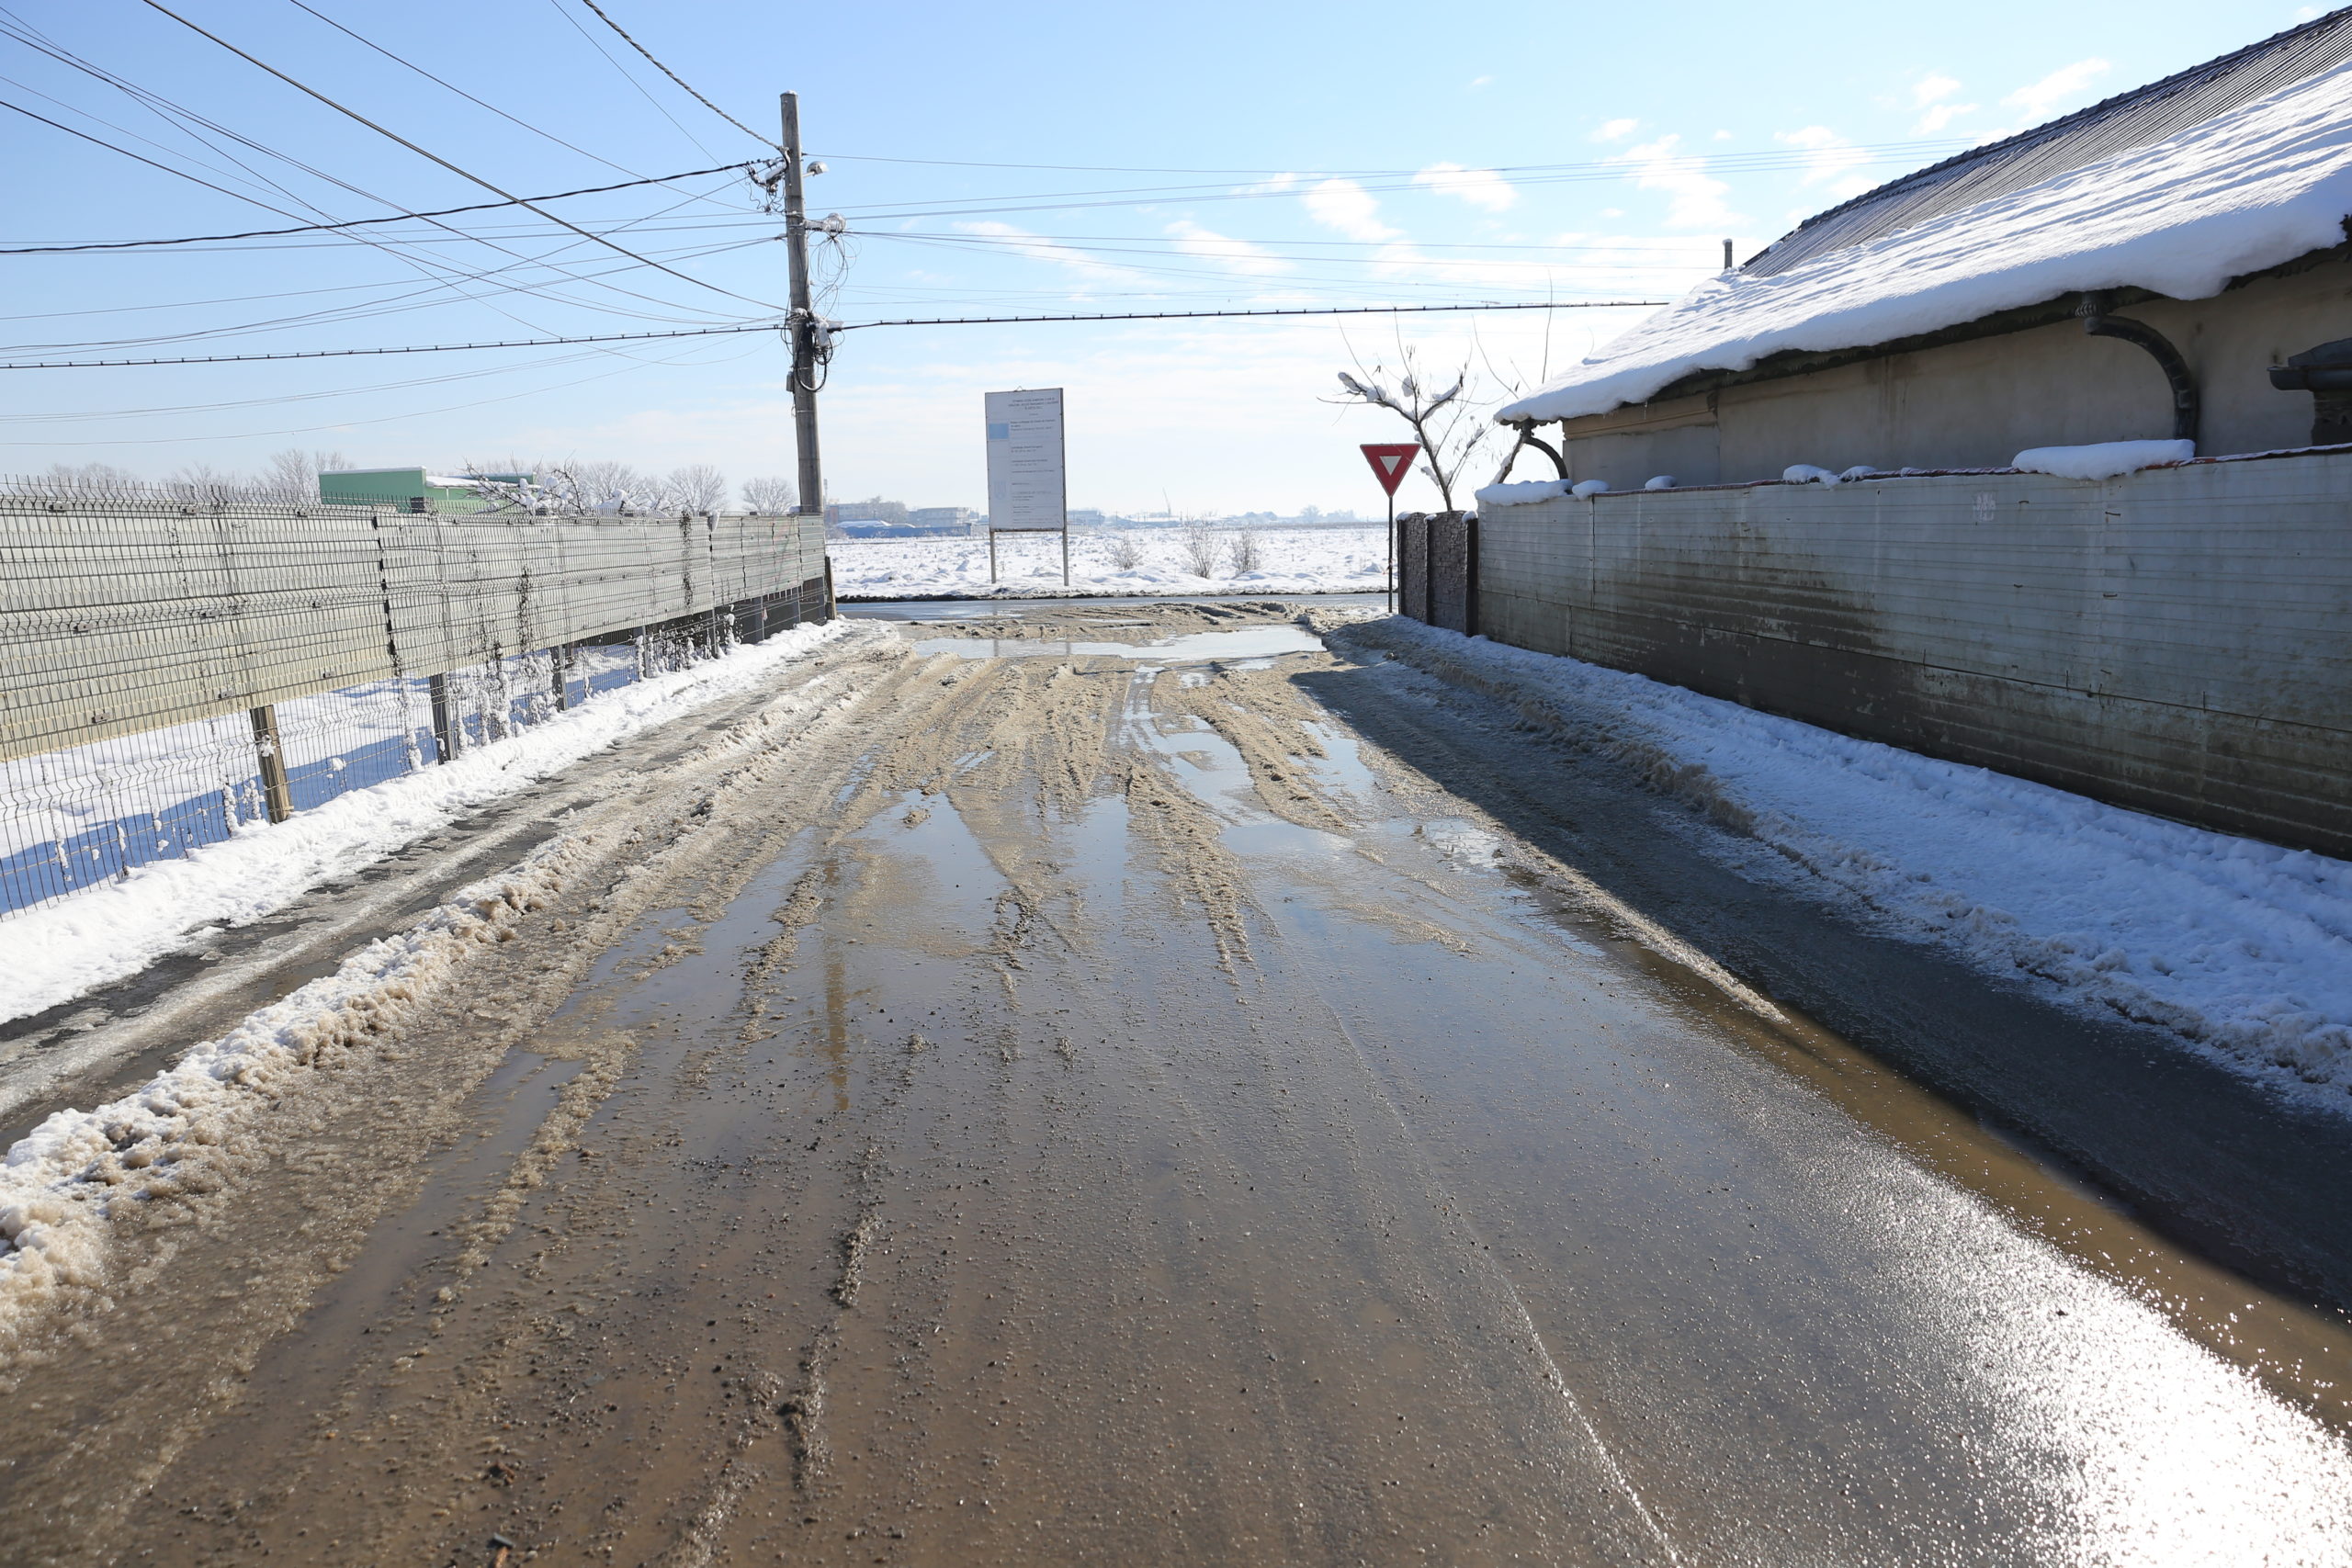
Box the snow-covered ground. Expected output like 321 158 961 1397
831 525 1388 600
0 620 863 1027
1323 614 2352 1109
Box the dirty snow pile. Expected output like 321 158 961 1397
1331 615 2352 1104
0 843 577 1340
1500 59 2352 423
829 525 1387 600
0 619 864 1027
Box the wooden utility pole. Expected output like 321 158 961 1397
780 93 824 524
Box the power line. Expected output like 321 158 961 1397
4 15 758 326
137 0 784 311
570 0 776 151
805 137 1979 184
281 0 754 212
0 162 757 254
0 299 1668 369
538 0 717 158
823 302 1665 333
0 98 303 220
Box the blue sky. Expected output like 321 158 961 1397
1 0 2325 513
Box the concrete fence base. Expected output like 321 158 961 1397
1473 451 2352 857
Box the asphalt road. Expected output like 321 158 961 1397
2 601 2346 1565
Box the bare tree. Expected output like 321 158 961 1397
165 460 247 502
537 460 648 513
662 463 729 514
254 447 354 504
1102 528 1143 571
40 461 141 491
741 474 796 514
1328 345 1498 512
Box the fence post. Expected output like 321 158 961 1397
550 646 570 712
428 671 460 761
248 705 294 823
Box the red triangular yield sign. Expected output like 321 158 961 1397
1360 443 1419 497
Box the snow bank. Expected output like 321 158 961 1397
2014 439 2197 479
1328 615 2352 1105
830 525 1387 601
1499 60 2352 423
0 846 576 1345
1474 479 1569 508
1644 475 1678 491
1783 465 1844 485
1571 480 1611 498
0 621 862 1026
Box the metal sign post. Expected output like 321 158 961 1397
1360 443 1418 615
985 388 1070 586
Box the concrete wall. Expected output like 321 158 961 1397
1476 452 2352 856
0 499 829 764
1551 256 2352 489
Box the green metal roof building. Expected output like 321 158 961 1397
318 467 532 513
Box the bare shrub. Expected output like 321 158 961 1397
1227 527 1262 574
1180 520 1222 577
1103 529 1144 570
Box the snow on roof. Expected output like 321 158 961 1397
1746 8 2352 278
1498 57 2352 426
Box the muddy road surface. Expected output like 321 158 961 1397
3 601 2349 1565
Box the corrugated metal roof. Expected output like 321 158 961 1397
1744 8 2352 278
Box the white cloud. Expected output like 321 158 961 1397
1911 73 1962 107
1412 162 1519 211
1303 178 1400 242
1469 74 1494 89
1774 126 1876 197
1712 130 1734 141
1907 73 1979 132
950 220 1132 279
2005 57 2110 123
1614 134 1740 229
1590 118 1639 142
1163 220 1287 275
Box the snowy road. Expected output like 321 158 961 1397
3 603 2348 1564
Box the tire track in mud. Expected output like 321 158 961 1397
62 603 1690 1565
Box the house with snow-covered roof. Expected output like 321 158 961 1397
1415 11 2352 864
1493 7 2352 485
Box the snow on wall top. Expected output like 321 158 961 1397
1498 58 2352 426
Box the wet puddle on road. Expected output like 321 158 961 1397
913 624 1323 664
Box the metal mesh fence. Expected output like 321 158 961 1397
1 476 830 919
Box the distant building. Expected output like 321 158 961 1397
319 467 529 513
908 506 979 535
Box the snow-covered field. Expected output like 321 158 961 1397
831 525 1388 600
1323 613 2352 1109
0 620 862 1027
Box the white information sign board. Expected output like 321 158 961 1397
984 388 1069 582
984 389 1067 531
